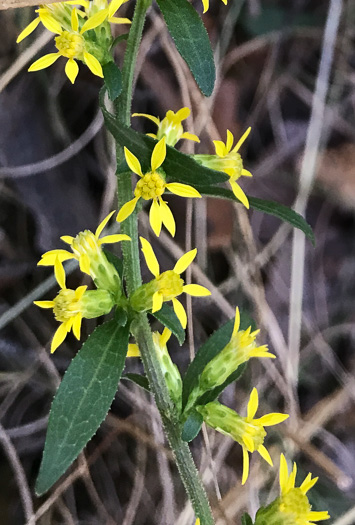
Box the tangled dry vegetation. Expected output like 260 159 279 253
1 0 355 523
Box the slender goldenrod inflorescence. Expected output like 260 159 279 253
34 259 115 352
129 237 211 329
184 307 275 414
132 107 200 147
197 388 289 484
201 0 228 13
116 138 201 237
38 211 130 297
194 128 252 208
254 454 330 525
18 0 131 83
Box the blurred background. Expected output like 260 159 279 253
1 0 355 523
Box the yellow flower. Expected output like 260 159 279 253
34 258 114 352
132 107 200 147
278 454 330 525
201 0 227 14
116 138 202 237
197 388 289 484
130 237 211 328
255 455 330 525
193 128 252 209
84 0 131 26
38 211 130 294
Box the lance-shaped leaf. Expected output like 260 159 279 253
181 410 204 442
194 185 315 245
35 320 130 495
156 0 215 97
100 97 228 186
103 62 122 101
152 303 185 345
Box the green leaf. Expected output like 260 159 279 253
194 185 315 245
35 320 129 495
103 62 122 101
104 249 124 278
182 318 235 410
123 373 150 392
241 513 254 525
152 304 185 345
181 411 203 442
156 0 215 97
110 32 129 49
195 363 246 406
100 101 228 186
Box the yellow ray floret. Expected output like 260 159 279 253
117 138 201 237
131 237 210 329
201 0 228 13
133 107 200 147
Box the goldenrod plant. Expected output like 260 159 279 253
15 1 326 524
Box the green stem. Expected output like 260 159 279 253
113 1 214 522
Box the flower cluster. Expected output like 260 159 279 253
17 0 130 83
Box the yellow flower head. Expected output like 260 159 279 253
200 307 275 391
197 388 289 485
278 454 330 525
193 128 252 208
116 138 202 237
132 107 200 147
201 0 227 13
130 237 210 328
19 0 130 83
34 258 114 352
38 211 130 294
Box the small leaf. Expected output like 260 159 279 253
156 0 215 97
103 62 122 101
35 320 129 495
114 307 128 327
103 249 124 278
152 304 185 345
196 363 247 406
123 373 150 392
181 411 203 442
241 513 254 525
194 185 315 245
111 32 129 49
100 100 228 186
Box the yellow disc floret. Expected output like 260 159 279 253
135 172 165 201
156 270 184 301
55 31 85 59
53 289 82 322
280 488 312 521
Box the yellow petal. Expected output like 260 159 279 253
152 291 163 313
160 327 172 346
79 253 91 274
255 413 289 427
173 248 197 275
195 520 201 525
202 0 209 13
17 17 40 43
108 0 126 17
241 446 249 485
140 237 160 278
232 307 240 337
241 168 253 177
247 387 259 420
72 313 82 340
180 131 200 143
28 53 60 72
51 323 68 353
71 7 79 32
83 52 103 78
149 198 163 237
258 445 273 466
95 210 116 238
54 258 66 289
127 343 140 357
279 454 289 494
159 199 176 237
232 127 251 153
116 197 139 222
172 298 187 329
108 16 131 24
33 300 55 309
213 140 227 157
75 285 87 300
287 462 297 492
38 249 74 266
226 129 234 153
132 112 160 126
124 147 143 176
151 137 166 172
182 284 211 297
38 13 62 34
165 183 201 198
99 234 131 244
300 473 318 495
306 511 330 521
80 9 109 33
60 236 74 245
175 107 190 121
65 58 79 84
230 181 249 209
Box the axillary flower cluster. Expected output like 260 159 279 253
17 0 130 83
